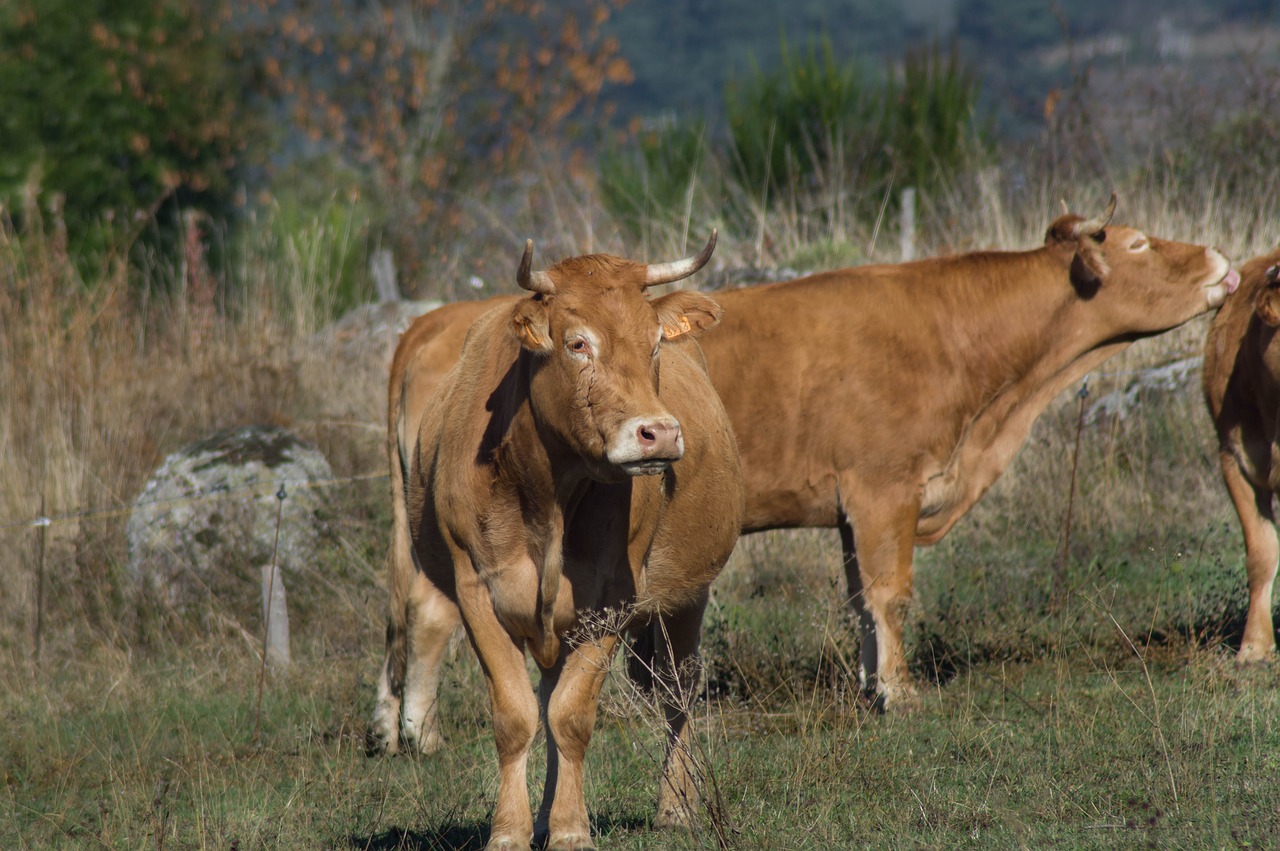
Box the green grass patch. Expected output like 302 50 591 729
5 637 1280 849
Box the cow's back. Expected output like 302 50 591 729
390 298 516 470
1204 249 1280 484
702 266 978 531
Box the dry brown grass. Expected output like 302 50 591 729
1 164 1273 669
0 209 387 660
4 163 1280 849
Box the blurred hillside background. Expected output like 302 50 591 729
4 0 1280 306
10 4 1280 846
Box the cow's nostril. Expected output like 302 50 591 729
635 420 682 459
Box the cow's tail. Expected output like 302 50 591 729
383 381 416 698
626 622 657 694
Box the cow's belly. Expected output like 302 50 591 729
742 486 840 533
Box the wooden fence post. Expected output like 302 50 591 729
900 187 916 262
261 565 291 670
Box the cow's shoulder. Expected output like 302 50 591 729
1205 249 1280 418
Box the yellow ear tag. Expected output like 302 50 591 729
517 318 543 347
663 315 692 338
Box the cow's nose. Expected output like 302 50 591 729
636 419 682 459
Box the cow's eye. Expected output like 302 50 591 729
1128 236 1149 251
567 338 590 355
652 342 661 359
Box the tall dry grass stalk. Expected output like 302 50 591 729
0 207 367 658
2 163 1273 669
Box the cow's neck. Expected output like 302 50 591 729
917 249 1129 541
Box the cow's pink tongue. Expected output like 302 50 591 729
1225 269 1241 293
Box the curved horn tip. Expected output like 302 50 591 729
644 229 719 287
1102 192 1118 221
1059 199 1069 216
1072 192 1119 238
517 238 534 282
516 238 555 294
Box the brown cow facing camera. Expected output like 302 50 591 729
372 233 744 850
369 195 1237 720
1204 249 1280 662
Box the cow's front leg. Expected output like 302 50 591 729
1223 453 1279 661
536 633 620 851
455 572 538 851
839 497 922 713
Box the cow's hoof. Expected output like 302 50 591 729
1236 643 1276 664
656 804 696 831
403 727 444 755
485 834 533 851
366 720 399 756
368 697 403 756
886 687 924 715
547 832 596 851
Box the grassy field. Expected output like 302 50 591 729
4 175 1280 849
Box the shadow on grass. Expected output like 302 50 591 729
350 814 649 851
349 825 486 851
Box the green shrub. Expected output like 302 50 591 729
0 0 247 265
723 36 987 218
725 36 879 198
1157 108 1280 198
883 42 988 197
597 119 715 237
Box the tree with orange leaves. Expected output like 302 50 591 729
228 0 633 283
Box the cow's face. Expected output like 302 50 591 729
1047 195 1239 334
510 238 721 481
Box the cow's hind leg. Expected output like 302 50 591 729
839 493 922 713
371 624 404 755
400 572 461 753
1222 453 1279 661
536 633 621 851
371 519 415 755
372 455 424 755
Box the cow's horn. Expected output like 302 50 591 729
516 239 556 294
1073 193 1117 238
644 229 717 287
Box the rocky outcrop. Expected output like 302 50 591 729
125 425 334 623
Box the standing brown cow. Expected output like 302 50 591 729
374 196 1238 730
1203 249 1280 662
375 233 744 850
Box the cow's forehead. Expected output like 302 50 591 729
547 253 648 286
553 288 659 335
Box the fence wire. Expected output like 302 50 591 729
0 471 389 535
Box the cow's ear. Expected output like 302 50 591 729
1256 286 1280 327
512 297 552 352
654 290 723 340
1069 240 1108 299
